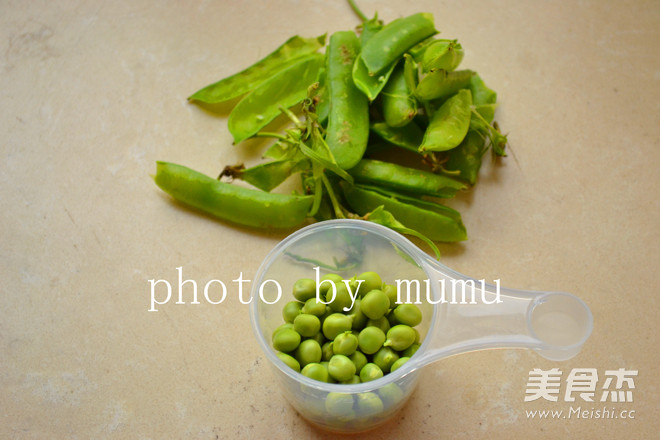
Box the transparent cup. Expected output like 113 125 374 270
249 219 593 433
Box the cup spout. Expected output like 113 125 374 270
413 256 593 366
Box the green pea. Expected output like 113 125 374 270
282 301 303 323
228 54 324 143
415 69 474 101
382 61 417 127
348 158 465 198
272 323 294 341
360 13 437 76
373 347 400 373
366 316 390 334
359 363 384 382
325 392 355 417
419 89 473 153
321 341 334 362
300 297 326 317
340 375 361 385
188 34 325 104
386 309 400 327
378 383 404 408
390 356 410 372
384 325 416 351
360 289 390 320
301 362 330 382
325 31 369 170
358 326 386 355
276 352 301 373
341 182 467 242
402 343 421 358
154 162 313 229
273 328 301 353
319 361 336 384
294 339 322 367
392 303 422 327
328 354 357 382
292 278 317 302
383 284 398 308
356 392 384 417
332 331 359 356
328 282 353 313
346 298 368 330
319 273 343 298
355 271 383 296
349 350 368 375
322 313 353 340
293 313 321 337
369 121 424 153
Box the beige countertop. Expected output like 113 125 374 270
2 0 658 438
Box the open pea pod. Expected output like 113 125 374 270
419 89 473 153
352 55 397 101
356 183 464 225
154 162 313 229
188 34 325 104
364 206 441 259
340 182 467 242
226 155 309 192
228 54 324 143
325 31 369 170
348 158 466 198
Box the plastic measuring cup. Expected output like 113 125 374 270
249 219 592 433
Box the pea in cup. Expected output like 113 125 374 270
249 220 592 433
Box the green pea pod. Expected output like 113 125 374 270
360 13 438 76
415 69 474 101
235 157 309 192
357 183 464 224
407 37 438 61
469 73 498 107
381 61 418 127
359 14 383 45
154 161 312 229
341 182 467 242
420 39 464 73
228 54 324 143
325 31 369 170
352 55 398 101
443 130 488 185
370 121 423 152
473 104 497 124
348 159 466 198
403 54 419 96
188 34 325 104
419 89 472 153
365 206 441 259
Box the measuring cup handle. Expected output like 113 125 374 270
415 256 593 365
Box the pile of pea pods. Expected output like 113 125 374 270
154 2 507 257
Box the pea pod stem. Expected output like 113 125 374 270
347 0 368 22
